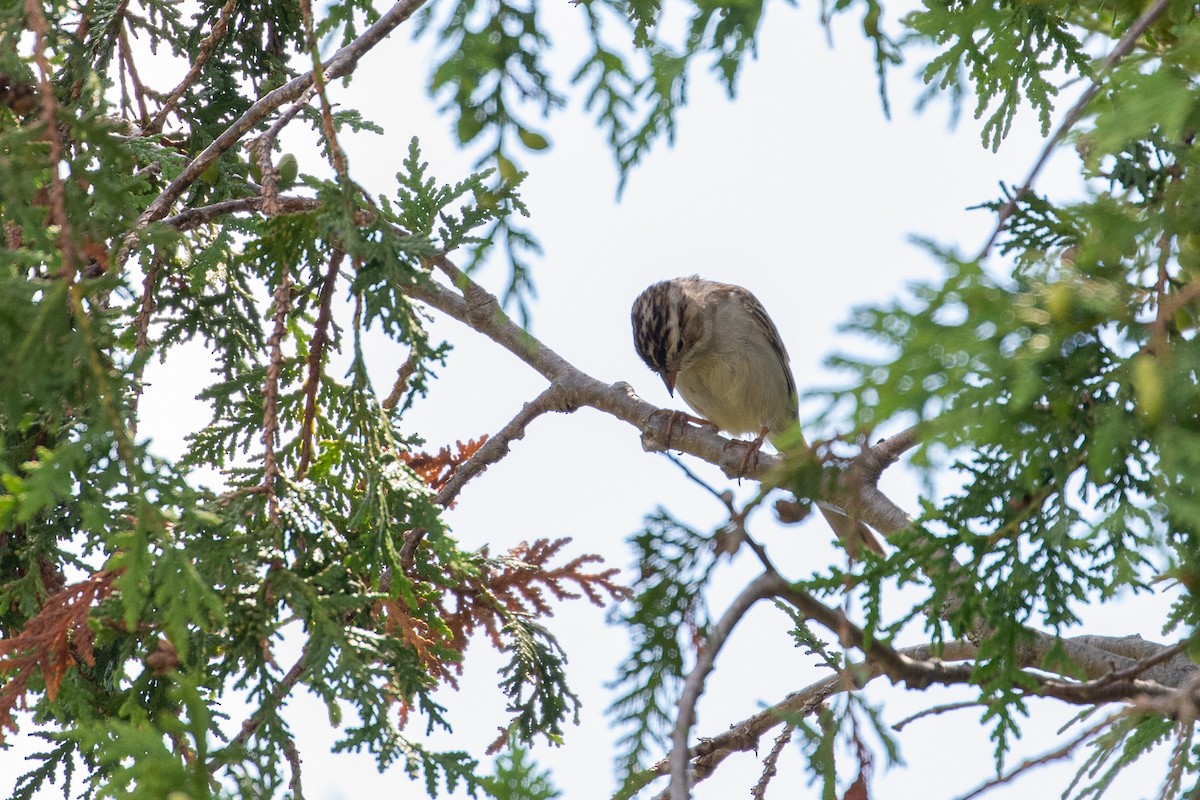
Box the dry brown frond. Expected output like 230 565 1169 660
0 569 119 741
401 436 489 496
439 537 630 658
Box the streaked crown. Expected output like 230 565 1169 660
631 277 708 380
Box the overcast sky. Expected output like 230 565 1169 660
2 1 1179 798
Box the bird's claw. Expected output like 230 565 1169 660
643 409 718 452
725 426 770 480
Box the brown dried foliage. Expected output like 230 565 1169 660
377 538 628 695
441 537 630 652
375 595 451 681
0 569 119 741
400 436 488 494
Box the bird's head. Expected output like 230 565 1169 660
631 277 706 396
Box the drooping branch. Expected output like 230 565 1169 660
262 263 292 526
978 0 1174 259
296 249 345 479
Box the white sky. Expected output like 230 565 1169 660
1 1 1180 798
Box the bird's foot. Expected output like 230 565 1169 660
646 409 718 451
727 426 770 480
666 410 718 447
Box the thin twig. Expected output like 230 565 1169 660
219 645 312 758
128 254 163 439
146 0 238 134
381 349 420 410
283 736 305 800
261 86 319 150
751 724 794 800
251 87 318 215
298 0 350 181
978 0 1174 259
892 700 982 731
117 24 150 122
434 387 567 509
160 196 321 231
216 484 269 507
956 710 1124 800
1081 641 1190 691
296 249 345 480
1159 720 1192 800
665 452 730 506
664 452 755 560
399 385 567 570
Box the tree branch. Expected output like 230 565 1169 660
159 196 322 231
653 618 1193 794
978 0 1174 259
631 640 980 799
412 256 909 533
408 256 1198 700
669 572 781 800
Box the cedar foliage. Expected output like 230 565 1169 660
3 0 1200 798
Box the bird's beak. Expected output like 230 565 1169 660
663 370 677 397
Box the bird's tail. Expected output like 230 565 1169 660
815 501 885 557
